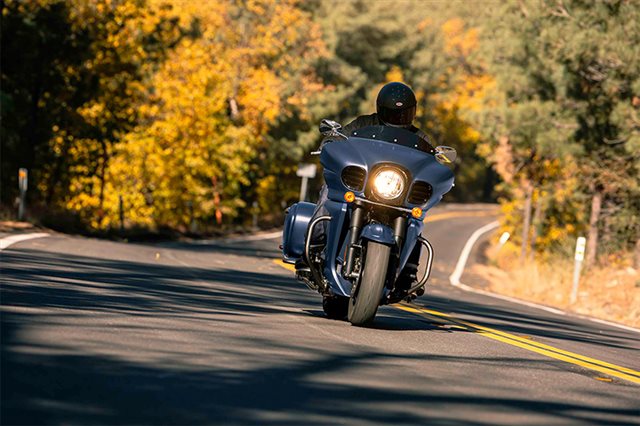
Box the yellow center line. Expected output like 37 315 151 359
395 303 640 384
274 259 296 271
271 211 640 384
424 210 498 223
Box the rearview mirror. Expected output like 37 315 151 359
435 146 457 165
319 119 342 136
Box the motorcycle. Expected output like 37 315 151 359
281 119 456 326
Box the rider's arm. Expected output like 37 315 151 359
321 114 378 146
341 113 378 136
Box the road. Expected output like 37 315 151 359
1 206 639 425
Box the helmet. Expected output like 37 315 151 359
376 82 417 127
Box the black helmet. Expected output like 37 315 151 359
376 82 417 127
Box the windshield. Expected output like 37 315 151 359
348 125 432 153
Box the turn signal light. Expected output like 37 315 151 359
344 191 356 203
411 207 423 218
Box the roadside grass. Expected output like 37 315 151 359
472 243 640 328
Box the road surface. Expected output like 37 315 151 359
2 206 639 425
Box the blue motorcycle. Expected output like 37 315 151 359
282 119 456 326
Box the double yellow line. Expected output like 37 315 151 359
424 209 498 223
395 303 640 384
272 207 640 384
273 259 640 384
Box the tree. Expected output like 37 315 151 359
1 0 184 226
473 0 640 262
105 0 329 229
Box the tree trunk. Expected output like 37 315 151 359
634 238 640 270
529 192 544 260
585 191 602 268
520 181 533 264
98 139 108 214
482 166 496 202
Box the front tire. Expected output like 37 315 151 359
348 241 390 326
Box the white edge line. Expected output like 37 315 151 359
448 221 640 334
221 230 282 243
0 232 50 251
189 230 283 245
449 221 500 288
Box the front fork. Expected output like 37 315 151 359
343 203 408 279
343 203 365 278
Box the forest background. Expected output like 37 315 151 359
2 0 639 321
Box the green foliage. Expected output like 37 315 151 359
473 0 640 257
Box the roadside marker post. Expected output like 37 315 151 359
570 236 586 304
296 163 317 202
18 168 28 221
498 231 510 250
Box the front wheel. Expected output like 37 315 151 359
348 241 390 326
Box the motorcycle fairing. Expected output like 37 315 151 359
322 136 454 211
322 200 351 296
396 218 424 280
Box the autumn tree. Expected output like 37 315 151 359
1 0 184 226
474 0 640 262
105 0 328 229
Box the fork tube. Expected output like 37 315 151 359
393 215 407 249
343 204 364 277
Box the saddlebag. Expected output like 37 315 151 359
282 202 316 263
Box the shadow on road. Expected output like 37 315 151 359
3 335 637 425
157 238 282 259
2 247 638 424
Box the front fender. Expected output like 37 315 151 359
360 223 395 246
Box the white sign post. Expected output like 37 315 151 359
18 168 28 221
296 163 317 202
570 236 586 304
498 232 510 248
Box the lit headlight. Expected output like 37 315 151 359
372 169 405 200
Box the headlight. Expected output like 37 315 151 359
372 169 405 200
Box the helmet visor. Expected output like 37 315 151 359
378 105 416 127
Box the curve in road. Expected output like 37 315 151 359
2 206 639 425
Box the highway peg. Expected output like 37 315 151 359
570 236 587 304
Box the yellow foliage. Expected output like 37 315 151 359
385 66 404 83
441 18 478 57
98 0 327 229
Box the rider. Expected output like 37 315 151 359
325 82 435 153
313 81 436 233
306 82 435 287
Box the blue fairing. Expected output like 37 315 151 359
396 218 424 279
321 135 454 211
360 223 395 245
323 200 351 296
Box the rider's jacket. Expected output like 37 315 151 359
324 113 436 155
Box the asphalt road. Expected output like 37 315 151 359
1 206 639 425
